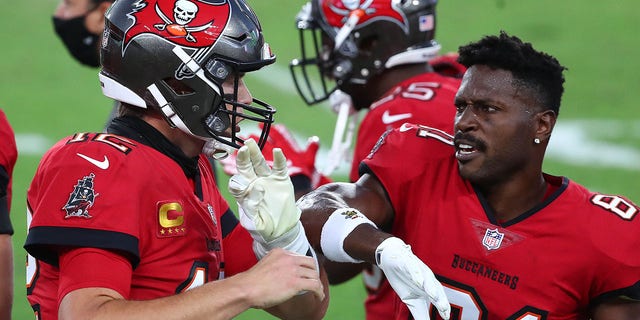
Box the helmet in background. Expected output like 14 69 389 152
100 0 276 149
290 0 440 105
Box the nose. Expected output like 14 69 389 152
235 79 253 106
454 106 477 133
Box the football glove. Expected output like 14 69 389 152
376 237 450 320
228 139 313 260
221 123 332 189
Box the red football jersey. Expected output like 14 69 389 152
0 109 17 219
362 124 640 320
349 72 460 182
25 132 256 319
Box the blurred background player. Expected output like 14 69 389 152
52 0 113 68
288 0 464 318
290 0 465 182
25 0 328 318
0 109 18 320
52 0 117 125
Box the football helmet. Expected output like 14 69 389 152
290 0 441 105
100 0 276 150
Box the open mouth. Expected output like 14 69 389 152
454 135 484 162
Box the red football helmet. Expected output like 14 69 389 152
290 0 440 105
100 0 276 150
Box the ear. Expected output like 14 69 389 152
535 109 556 142
96 1 112 27
86 1 113 34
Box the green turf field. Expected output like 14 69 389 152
1 0 639 319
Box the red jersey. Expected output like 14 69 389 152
349 72 460 182
0 109 17 230
25 127 256 319
361 124 640 320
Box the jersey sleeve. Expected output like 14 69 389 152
25 134 143 267
586 191 640 303
221 211 257 276
0 110 17 234
360 124 456 219
197 154 257 277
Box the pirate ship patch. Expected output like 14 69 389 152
63 173 99 219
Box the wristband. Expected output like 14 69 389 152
320 208 376 263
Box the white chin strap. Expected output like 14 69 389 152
385 43 442 69
202 140 235 160
323 90 358 176
100 73 146 108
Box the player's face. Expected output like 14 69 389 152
221 75 251 136
53 0 94 19
54 0 108 35
453 65 539 185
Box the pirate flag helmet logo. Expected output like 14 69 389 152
123 0 230 48
320 0 406 31
99 0 276 152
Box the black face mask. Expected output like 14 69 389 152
52 15 101 67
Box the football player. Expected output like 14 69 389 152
52 0 113 68
296 31 640 319
289 0 463 318
290 0 464 182
25 0 328 319
0 109 17 320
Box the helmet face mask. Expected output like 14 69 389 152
290 0 440 106
100 0 275 150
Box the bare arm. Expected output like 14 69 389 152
0 235 12 320
59 249 326 320
299 174 452 320
298 173 395 264
591 298 640 320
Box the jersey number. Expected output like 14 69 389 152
591 194 638 220
68 133 134 154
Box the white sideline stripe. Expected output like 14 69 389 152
15 133 52 156
13 123 640 174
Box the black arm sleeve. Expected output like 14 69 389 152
0 165 13 235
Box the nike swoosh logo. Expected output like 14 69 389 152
77 153 110 170
381 110 412 124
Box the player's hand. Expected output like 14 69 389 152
228 138 300 242
376 237 450 320
221 124 332 189
239 248 325 309
429 52 466 79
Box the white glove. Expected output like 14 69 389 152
376 237 450 320
228 139 304 252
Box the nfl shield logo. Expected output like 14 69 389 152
482 228 504 250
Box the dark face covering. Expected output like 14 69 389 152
52 15 101 67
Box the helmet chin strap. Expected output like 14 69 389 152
202 139 235 160
323 90 358 176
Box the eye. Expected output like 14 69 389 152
454 102 467 113
475 103 497 113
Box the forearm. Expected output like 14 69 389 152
298 178 393 262
60 277 255 320
0 235 13 320
265 268 330 320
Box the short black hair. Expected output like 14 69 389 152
457 31 566 115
